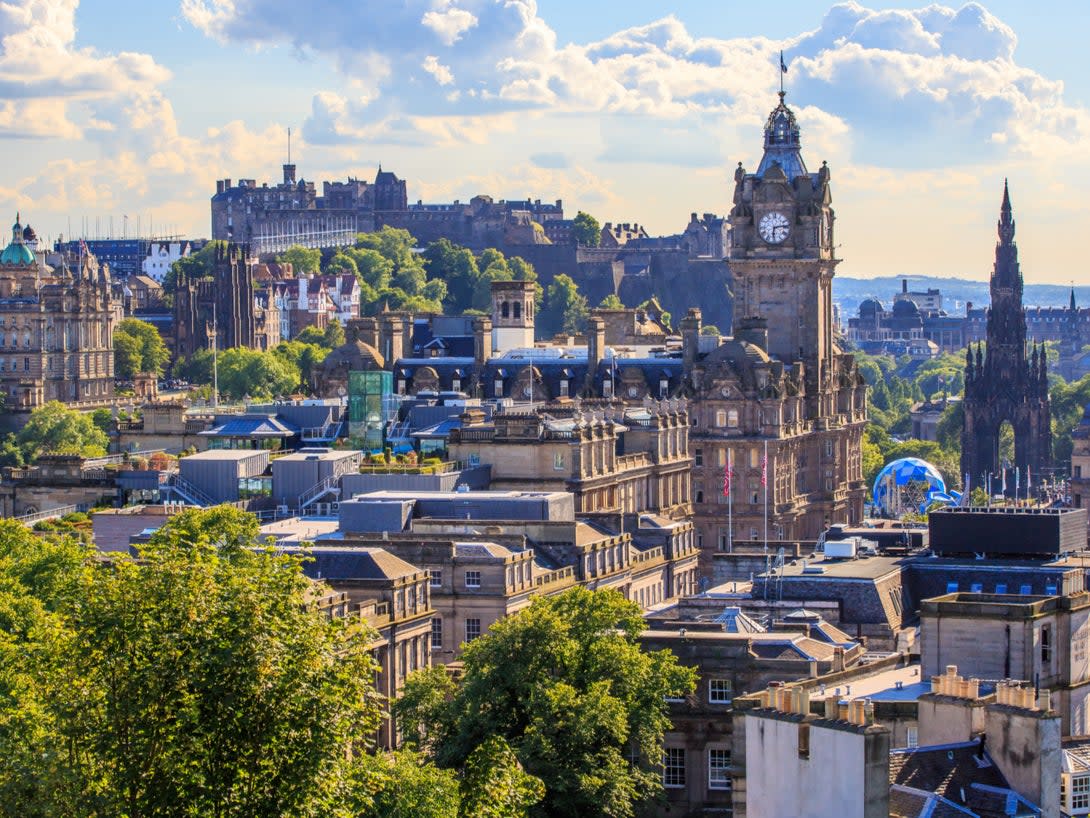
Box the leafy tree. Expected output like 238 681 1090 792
217 347 300 400
572 212 601 247
361 750 460 818
278 244 322 274
292 319 346 350
274 341 328 389
427 239 481 314
90 408 114 437
348 248 395 291
541 274 589 337
0 436 24 467
15 402 108 461
40 506 383 817
113 317 170 378
324 251 360 279
598 294 624 309
458 737 544 818
701 325 721 336
398 587 695 818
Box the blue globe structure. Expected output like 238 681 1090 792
872 457 957 516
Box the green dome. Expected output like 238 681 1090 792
0 215 35 266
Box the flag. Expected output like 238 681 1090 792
780 50 788 73
723 452 732 497
761 448 768 488
1015 467 1021 494
1001 469 1006 493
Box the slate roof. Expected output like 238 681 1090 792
889 743 1037 818
278 545 422 581
199 414 299 438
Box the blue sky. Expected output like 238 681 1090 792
6 1 1090 282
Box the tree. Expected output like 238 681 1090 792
278 244 322 275
426 239 481 314
348 248 394 291
701 325 721 337
572 212 601 247
458 737 544 818
398 588 695 818
360 751 460 818
217 347 299 400
274 341 328 390
36 506 383 817
541 275 589 337
598 294 624 309
16 402 108 461
113 318 170 378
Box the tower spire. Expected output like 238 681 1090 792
998 178 1015 244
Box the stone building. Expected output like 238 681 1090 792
962 182 1052 483
173 242 280 359
447 399 692 517
0 215 116 410
682 91 868 553
1072 406 1090 511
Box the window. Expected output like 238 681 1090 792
662 748 685 788
465 617 481 642
559 379 569 397
798 723 811 759
431 617 443 650
1073 774 1090 810
708 749 731 790
695 490 704 504
430 569 442 588
1047 584 1058 596
708 679 733 704
553 451 566 471
1020 584 1033 595
659 378 669 397
906 726 918 749
995 583 1007 594
602 380 613 398
694 448 703 467
1042 625 1052 663
1077 465 1083 478
494 378 504 396
946 582 959 593
970 583 983 593
465 570 481 588
452 377 461 392
727 409 739 427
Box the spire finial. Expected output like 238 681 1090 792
998 179 1015 244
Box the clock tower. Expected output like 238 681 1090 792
728 91 836 397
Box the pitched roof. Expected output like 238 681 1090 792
889 743 1029 818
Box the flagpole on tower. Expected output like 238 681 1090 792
779 50 788 95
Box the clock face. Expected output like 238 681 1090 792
759 211 790 244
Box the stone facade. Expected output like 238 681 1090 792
962 183 1052 482
0 216 116 411
173 243 280 359
685 92 868 556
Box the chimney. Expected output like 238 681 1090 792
217 180 225 195
902 278 908 294
681 308 702 372
736 316 769 352
473 316 492 366
587 315 605 387
283 164 297 185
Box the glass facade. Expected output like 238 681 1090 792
348 370 393 451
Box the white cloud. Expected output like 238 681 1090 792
421 4 478 46
422 55 454 86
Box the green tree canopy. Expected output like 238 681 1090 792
598 294 624 309
216 347 300 400
426 238 481 314
572 212 601 247
0 507 385 817
113 317 170 378
541 274 589 337
396 587 695 818
13 402 108 462
278 244 322 275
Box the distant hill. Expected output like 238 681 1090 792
833 275 1090 319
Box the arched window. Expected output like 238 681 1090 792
501 302 509 319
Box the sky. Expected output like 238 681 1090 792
4 0 1090 283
